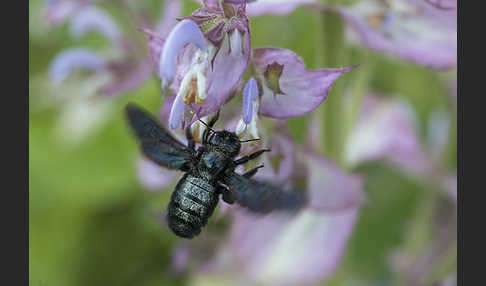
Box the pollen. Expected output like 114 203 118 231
183 78 198 104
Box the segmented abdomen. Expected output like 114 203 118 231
167 174 219 238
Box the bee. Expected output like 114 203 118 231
125 103 305 239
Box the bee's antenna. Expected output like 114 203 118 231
198 119 214 132
240 138 261 143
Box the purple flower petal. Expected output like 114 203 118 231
70 6 121 43
253 47 357 119
169 93 186 130
223 0 257 4
253 209 358 285
48 48 106 84
242 78 258 124
302 151 366 212
196 23 251 119
255 132 295 184
136 158 178 191
101 59 152 96
155 0 181 37
424 0 456 10
140 28 165 77
160 95 176 123
160 19 208 82
215 198 234 220
200 141 363 284
246 0 316 17
171 243 190 273
140 0 181 77
45 0 93 25
344 95 431 176
200 0 220 9
161 3 251 124
331 0 456 69
211 207 359 285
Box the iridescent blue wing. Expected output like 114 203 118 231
125 103 192 170
222 172 306 214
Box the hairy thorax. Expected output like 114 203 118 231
198 148 232 180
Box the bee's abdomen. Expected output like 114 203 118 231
167 175 218 238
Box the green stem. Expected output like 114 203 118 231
341 50 375 169
318 1 347 164
316 0 373 167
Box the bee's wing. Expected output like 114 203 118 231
125 103 192 170
223 172 306 213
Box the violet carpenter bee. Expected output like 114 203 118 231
125 103 305 239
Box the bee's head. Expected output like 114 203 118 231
208 130 241 156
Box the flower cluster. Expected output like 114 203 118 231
43 0 457 285
46 0 181 97
145 0 357 138
247 0 457 70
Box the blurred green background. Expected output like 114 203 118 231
29 0 457 285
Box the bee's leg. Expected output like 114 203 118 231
242 164 264 178
234 149 271 165
208 110 220 127
185 126 195 153
195 146 204 158
202 110 220 143
217 185 234 204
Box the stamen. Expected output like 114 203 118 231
177 70 193 104
237 77 260 143
183 78 198 104
235 119 248 139
195 70 207 105
242 78 258 124
248 116 259 140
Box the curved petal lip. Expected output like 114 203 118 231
70 6 122 43
159 19 208 82
254 47 358 119
45 0 91 25
48 48 106 83
260 65 358 118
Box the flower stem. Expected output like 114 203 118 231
318 0 347 164
341 50 375 169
